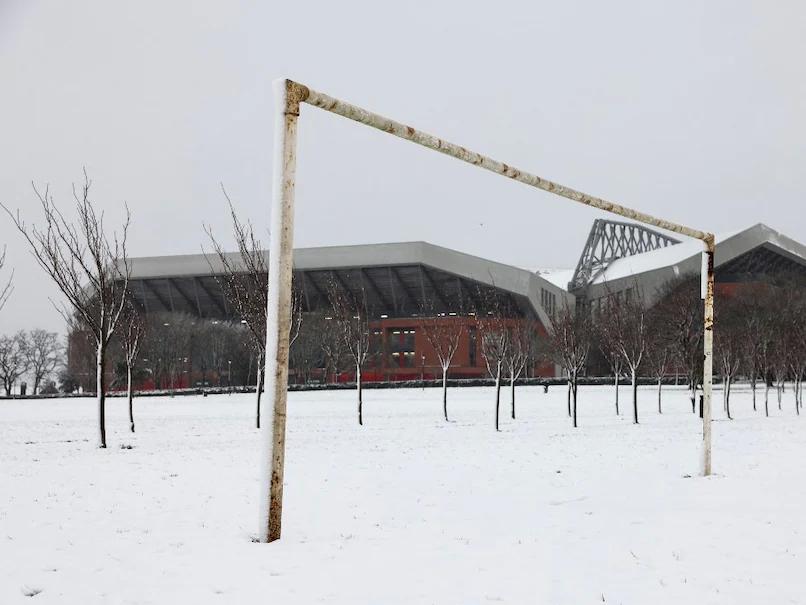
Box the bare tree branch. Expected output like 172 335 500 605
1 172 130 447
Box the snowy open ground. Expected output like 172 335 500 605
1 385 805 604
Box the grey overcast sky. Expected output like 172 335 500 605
1 0 804 335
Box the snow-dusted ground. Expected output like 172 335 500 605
2 385 805 604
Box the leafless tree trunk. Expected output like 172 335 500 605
419 311 462 422
646 303 673 415
505 319 534 420
478 302 512 431
120 303 144 432
715 295 743 420
327 276 370 425
566 378 571 417
648 344 670 414
599 289 648 424
596 317 624 416
657 376 663 413
736 287 766 413
547 304 591 428
3 172 130 447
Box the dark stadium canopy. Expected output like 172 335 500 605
123 223 806 324
125 241 572 327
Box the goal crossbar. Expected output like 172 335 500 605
261 78 716 543
302 83 711 243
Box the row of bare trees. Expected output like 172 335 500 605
545 278 707 428
714 281 806 418
545 274 806 428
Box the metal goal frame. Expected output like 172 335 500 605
261 78 715 543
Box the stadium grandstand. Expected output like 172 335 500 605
65 220 806 391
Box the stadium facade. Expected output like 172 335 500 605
67 220 806 390
123 241 571 384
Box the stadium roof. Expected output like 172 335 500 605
580 223 806 301
125 241 572 327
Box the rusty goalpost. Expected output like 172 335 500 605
260 78 716 543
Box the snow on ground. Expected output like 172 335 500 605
1 385 805 604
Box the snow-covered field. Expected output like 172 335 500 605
2 385 805 604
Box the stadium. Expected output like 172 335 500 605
65 219 806 390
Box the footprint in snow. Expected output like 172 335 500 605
21 585 42 597
548 496 588 506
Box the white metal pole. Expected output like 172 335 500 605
702 237 715 476
260 79 303 543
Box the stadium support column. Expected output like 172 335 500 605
701 236 715 476
260 78 308 543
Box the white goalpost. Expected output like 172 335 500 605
260 77 716 543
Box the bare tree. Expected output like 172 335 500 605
769 293 791 413
504 319 535 420
120 303 145 432
290 311 326 384
653 277 703 414
737 288 765 412
756 301 775 418
320 310 347 383
0 246 13 314
206 194 268 425
22 329 62 394
595 304 625 415
328 276 371 425
478 312 509 431
419 312 462 421
205 193 302 428
547 304 591 428
646 322 672 414
0 332 28 395
3 173 130 447
599 289 648 424
714 296 743 420
736 283 794 418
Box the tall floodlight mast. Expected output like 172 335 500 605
261 78 716 543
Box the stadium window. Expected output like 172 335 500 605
541 288 556 315
387 327 416 368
